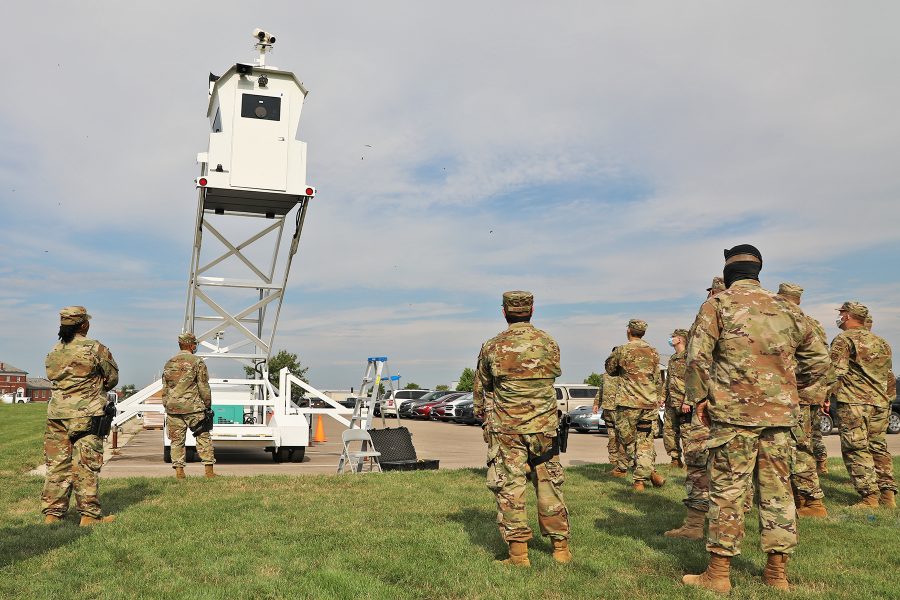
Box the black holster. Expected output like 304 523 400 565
526 416 569 470
679 408 694 424
190 408 215 436
69 399 116 443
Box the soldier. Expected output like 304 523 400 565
706 276 725 299
777 283 833 518
682 245 830 593
474 291 570 567
663 329 689 468
593 373 627 476
605 319 665 491
162 332 216 479
42 306 119 526
831 302 897 508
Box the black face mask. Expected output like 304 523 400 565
723 261 761 288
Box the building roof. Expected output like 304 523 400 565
26 377 52 389
0 362 27 374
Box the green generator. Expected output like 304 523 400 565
211 405 244 425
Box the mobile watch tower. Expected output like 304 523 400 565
113 30 352 462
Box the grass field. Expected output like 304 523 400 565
2 403 899 599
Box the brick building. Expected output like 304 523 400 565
27 377 53 402
0 362 28 397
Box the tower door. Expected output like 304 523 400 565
230 92 290 191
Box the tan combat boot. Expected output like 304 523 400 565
551 539 573 564
797 497 828 518
497 541 530 567
43 514 62 524
80 515 116 527
816 458 828 475
175 466 186 479
633 481 645 492
669 457 682 468
664 507 706 540
610 467 628 478
880 490 896 508
205 464 217 478
762 552 790 590
683 552 732 594
650 471 666 487
851 494 880 509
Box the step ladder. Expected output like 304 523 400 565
338 357 399 474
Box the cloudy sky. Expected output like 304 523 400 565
2 2 898 391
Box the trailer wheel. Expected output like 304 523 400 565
273 447 289 463
163 446 172 463
289 447 306 463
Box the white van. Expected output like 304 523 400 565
554 383 599 416
380 389 432 416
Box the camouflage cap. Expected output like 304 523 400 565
178 332 198 345
778 282 803 299
706 276 725 292
627 319 648 334
59 306 91 326
837 301 869 320
671 328 689 340
502 291 534 316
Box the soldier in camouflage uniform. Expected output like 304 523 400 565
778 283 833 517
162 332 216 478
682 245 831 593
475 291 571 567
605 319 665 491
42 306 119 526
592 374 627 475
831 301 897 508
663 329 689 468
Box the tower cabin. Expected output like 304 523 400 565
197 30 313 217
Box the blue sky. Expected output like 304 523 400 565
1 2 898 391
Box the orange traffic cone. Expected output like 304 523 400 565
313 415 327 443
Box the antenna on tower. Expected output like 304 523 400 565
252 28 276 67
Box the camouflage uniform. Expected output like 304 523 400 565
162 333 215 468
831 302 897 499
475 291 569 544
593 374 626 470
605 319 663 484
663 330 688 462
686 279 831 557
777 283 833 503
42 306 119 519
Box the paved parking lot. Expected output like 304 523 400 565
102 415 900 478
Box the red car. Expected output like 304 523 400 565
413 399 449 419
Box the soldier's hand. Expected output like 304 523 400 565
696 400 710 427
481 425 490 444
680 402 691 414
822 399 830 414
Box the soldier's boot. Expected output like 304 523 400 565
632 481 645 492
850 493 880 509
205 465 217 478
610 467 628 478
175 467 186 480
816 459 829 475
663 507 706 540
682 552 732 594
669 457 682 468
497 541 530 567
797 497 828 518
650 471 666 487
43 514 62 525
79 515 116 527
880 490 896 508
762 552 790 590
551 539 573 564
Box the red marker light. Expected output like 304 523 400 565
198 178 208 186
305 187 314 196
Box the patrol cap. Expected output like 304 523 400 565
627 319 648 334
837 301 869 320
671 328 689 340
706 276 725 292
502 291 534 316
59 306 91 326
178 332 198 345
778 283 804 299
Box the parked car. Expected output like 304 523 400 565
433 392 474 421
568 405 604 433
398 390 456 417
890 390 900 435
413 392 464 419
381 389 431 417
554 384 599 416
455 399 483 425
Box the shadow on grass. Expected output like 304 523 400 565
818 467 860 506
0 480 158 569
447 507 505 558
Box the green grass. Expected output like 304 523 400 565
2 403 899 599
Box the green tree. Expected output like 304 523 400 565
583 372 604 387
456 368 475 392
435 384 449 391
404 382 421 390
120 384 137 398
244 350 309 403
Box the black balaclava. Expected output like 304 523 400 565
723 244 762 288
